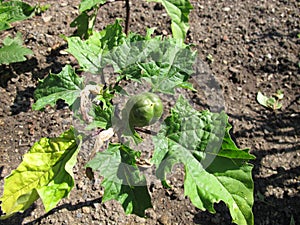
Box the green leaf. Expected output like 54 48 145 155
152 96 255 225
104 38 196 94
79 0 107 12
67 19 125 73
86 143 152 216
0 128 82 219
256 91 271 108
0 32 33 64
275 90 284 100
86 101 114 130
70 11 94 39
148 0 193 41
32 65 84 110
0 0 35 31
256 91 282 110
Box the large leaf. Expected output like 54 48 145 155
0 128 82 219
0 32 33 64
67 19 125 73
86 143 152 216
152 96 255 225
104 38 196 94
32 65 84 110
148 0 193 41
0 0 35 31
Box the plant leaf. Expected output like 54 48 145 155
0 0 35 31
67 19 125 73
104 38 196 94
0 32 33 65
79 0 107 12
86 143 152 216
0 128 82 219
148 0 193 41
32 65 84 110
70 11 93 39
86 103 114 130
256 91 271 108
152 96 255 225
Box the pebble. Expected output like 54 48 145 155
222 7 231 12
82 206 91 214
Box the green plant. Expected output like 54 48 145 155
126 92 163 127
257 90 284 111
0 0 36 64
0 1 255 225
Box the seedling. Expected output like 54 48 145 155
257 90 284 111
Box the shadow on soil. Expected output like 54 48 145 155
0 44 72 116
228 107 300 224
0 197 102 225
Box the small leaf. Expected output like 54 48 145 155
0 32 33 65
0 128 82 219
32 65 84 110
275 90 284 100
256 91 272 108
86 143 152 216
257 91 282 110
79 0 107 12
70 11 92 39
0 0 35 31
148 0 193 41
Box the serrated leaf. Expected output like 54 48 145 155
148 0 193 41
79 0 107 12
86 104 114 130
32 65 84 110
0 32 33 64
152 96 255 225
83 86 115 130
104 38 196 94
67 19 125 73
0 128 82 219
86 143 152 216
0 0 35 31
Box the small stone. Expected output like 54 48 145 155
42 15 52 23
222 7 231 12
82 206 91 214
60 2 68 6
229 67 240 73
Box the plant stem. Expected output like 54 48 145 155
125 0 130 35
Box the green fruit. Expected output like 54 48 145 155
125 92 163 127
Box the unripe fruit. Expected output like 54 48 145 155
125 92 163 127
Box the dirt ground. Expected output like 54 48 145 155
0 0 299 224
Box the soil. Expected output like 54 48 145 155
0 0 299 225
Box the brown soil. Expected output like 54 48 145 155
0 0 299 225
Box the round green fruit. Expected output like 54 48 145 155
125 92 163 127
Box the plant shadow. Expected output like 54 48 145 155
0 197 102 225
